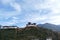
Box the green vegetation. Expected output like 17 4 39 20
0 26 58 40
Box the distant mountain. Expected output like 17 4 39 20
37 23 60 32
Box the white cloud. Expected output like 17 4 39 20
4 16 27 26
10 3 21 12
21 0 60 25
47 15 60 25
0 0 22 19
0 16 24 26
33 0 60 24
33 0 60 14
0 10 22 20
24 13 47 23
0 0 21 12
0 0 15 4
0 0 60 26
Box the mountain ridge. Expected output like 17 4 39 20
37 23 60 32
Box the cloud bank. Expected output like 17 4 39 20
0 0 60 27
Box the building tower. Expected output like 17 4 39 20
26 22 36 27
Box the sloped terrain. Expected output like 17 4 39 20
0 26 58 40
38 23 60 32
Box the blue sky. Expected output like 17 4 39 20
0 0 60 27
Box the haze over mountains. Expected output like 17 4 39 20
37 23 60 32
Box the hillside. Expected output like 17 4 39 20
37 23 60 32
0 26 59 40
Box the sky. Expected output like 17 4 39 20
0 0 60 27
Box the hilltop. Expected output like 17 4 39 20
0 22 59 40
0 22 60 40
